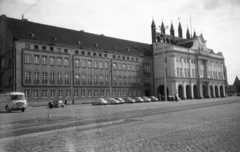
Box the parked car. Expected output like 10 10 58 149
124 97 135 103
148 96 158 102
92 98 108 105
167 95 175 101
115 97 125 104
106 98 120 104
51 99 65 108
134 97 144 103
141 96 151 102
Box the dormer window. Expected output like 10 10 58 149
78 41 81 44
95 43 98 47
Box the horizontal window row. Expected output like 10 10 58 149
24 72 70 84
74 59 109 69
112 62 140 72
23 89 142 98
75 74 109 85
25 44 108 58
25 54 70 66
112 76 141 86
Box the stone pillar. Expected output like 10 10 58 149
212 84 216 98
191 83 195 99
183 82 187 100
222 83 226 97
206 82 211 98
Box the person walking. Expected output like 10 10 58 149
72 97 75 105
64 97 67 105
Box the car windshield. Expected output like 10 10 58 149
11 95 25 100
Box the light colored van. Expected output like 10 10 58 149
0 92 27 112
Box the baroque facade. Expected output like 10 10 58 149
0 15 153 102
152 20 227 99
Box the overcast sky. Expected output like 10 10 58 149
1 0 240 84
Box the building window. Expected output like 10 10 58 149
66 90 71 97
88 52 91 56
42 46 46 50
64 49 68 54
118 90 121 96
75 74 80 84
33 55 40 64
25 72 31 83
127 64 131 71
57 73 62 83
82 75 86 84
118 76 122 85
34 72 40 83
75 59 80 67
128 76 132 85
123 90 126 96
50 73 55 83
57 48 61 53
25 44 30 49
106 90 110 96
94 75 98 84
74 90 78 97
24 90 30 98
99 61 103 69
82 59 86 68
118 63 122 70
25 54 31 63
88 90 92 97
41 56 47 65
87 60 92 68
50 90 55 98
112 90 116 96
93 60 98 69
99 75 104 84
33 90 39 98
34 45 38 50
81 90 85 97
143 64 150 73
88 75 92 84
42 72 48 83
113 63 117 70
81 51 85 55
50 56 55 65
105 75 109 84
50 47 54 51
113 76 117 85
100 90 104 96
64 58 69 66
75 50 79 54
122 64 126 70
58 90 63 98
104 62 109 69
57 57 62 66
94 90 98 97
64 74 70 84
42 90 47 98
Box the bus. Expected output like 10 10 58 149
0 92 27 112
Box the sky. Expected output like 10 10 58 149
0 0 240 84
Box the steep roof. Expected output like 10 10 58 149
4 16 152 56
233 76 240 85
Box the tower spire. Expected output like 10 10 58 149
160 21 165 34
151 19 156 43
178 20 183 38
186 27 190 39
170 21 175 36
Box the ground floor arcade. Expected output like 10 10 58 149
156 80 226 100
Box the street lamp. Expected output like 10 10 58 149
159 26 169 101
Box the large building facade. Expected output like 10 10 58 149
0 15 153 102
152 20 227 99
0 14 227 103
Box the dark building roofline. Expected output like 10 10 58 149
1 15 152 56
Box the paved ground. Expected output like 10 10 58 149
0 96 240 152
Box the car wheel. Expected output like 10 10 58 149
21 109 25 112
